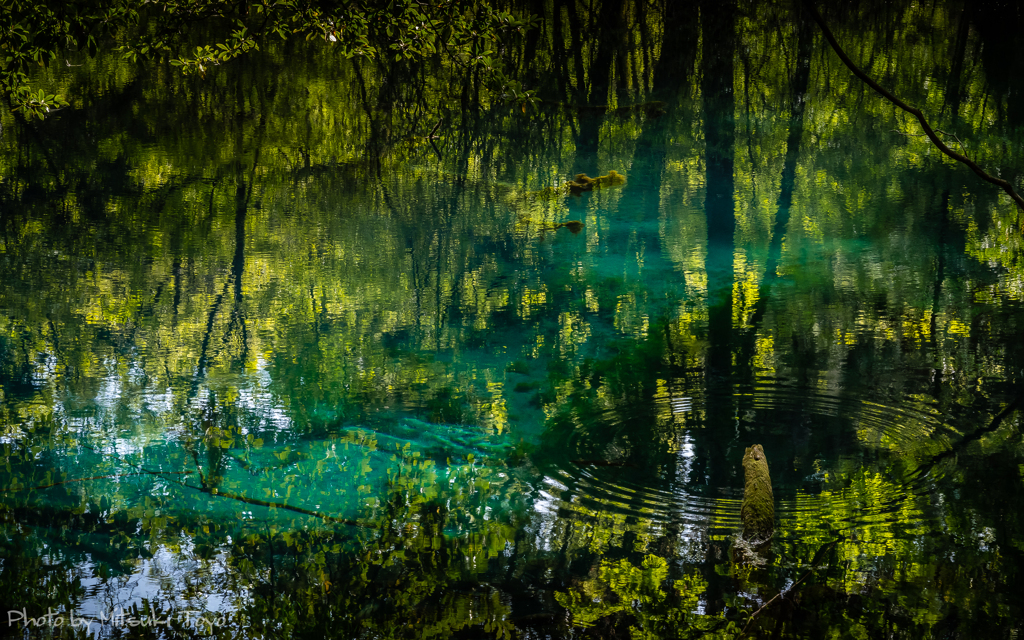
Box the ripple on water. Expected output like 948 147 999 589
533 378 960 543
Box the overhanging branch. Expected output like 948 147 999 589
803 0 1024 210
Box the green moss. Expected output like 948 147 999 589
566 170 626 195
740 444 774 545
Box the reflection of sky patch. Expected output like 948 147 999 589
113 437 143 458
94 360 122 410
675 431 695 485
128 362 147 387
142 387 174 415
254 354 272 386
70 545 238 638
670 396 692 414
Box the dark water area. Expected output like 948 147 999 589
2 0 1024 637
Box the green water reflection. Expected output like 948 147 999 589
2 0 1024 637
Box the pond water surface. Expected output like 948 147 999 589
2 1 1024 638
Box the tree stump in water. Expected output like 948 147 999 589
741 444 774 545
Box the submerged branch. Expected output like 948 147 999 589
803 0 1024 210
914 390 1024 477
179 482 380 529
740 539 839 636
11 441 380 530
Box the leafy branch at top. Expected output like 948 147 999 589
0 0 135 118
1 0 540 120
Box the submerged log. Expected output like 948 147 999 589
554 220 584 233
566 170 626 194
741 444 774 545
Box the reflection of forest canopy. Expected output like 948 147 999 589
1 0 537 118
2 0 1024 638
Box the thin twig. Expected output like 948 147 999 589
936 130 969 160
740 540 838 636
894 128 970 160
803 0 1024 209
429 117 443 160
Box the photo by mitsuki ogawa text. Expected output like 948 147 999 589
8 606 232 634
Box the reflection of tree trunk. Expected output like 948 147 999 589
658 3 700 99
930 191 950 399
352 59 410 177
193 186 228 391
700 0 736 496
631 1 699 292
971 0 1024 128
626 4 701 376
520 0 545 80
702 0 737 379
733 6 815 471
573 0 626 171
942 7 971 125
192 71 265 391
565 3 588 107
172 256 183 317
224 73 269 372
636 0 651 93
591 0 627 104
747 5 813 332
232 188 245 301
551 0 571 104
226 179 249 367
634 1 699 165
